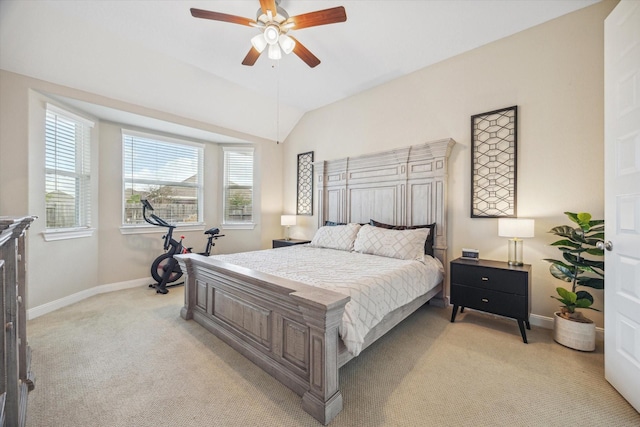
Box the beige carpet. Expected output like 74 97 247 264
26 287 639 426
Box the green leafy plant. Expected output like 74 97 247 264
228 191 251 210
544 212 604 321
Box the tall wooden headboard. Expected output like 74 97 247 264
314 138 455 269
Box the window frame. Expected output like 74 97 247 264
43 103 95 241
222 145 255 229
121 129 205 230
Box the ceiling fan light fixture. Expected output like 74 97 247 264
268 43 282 60
191 3 348 68
263 25 280 45
279 34 295 54
251 34 268 53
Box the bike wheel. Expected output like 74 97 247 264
151 253 183 284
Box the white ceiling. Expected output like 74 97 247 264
0 0 599 142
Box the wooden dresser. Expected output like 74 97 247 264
1 216 36 427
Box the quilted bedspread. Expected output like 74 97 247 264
211 245 443 356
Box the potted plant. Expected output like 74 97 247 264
544 212 604 351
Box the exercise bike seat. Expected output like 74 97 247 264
204 227 220 235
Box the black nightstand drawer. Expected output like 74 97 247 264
272 239 311 248
451 262 527 295
451 284 527 320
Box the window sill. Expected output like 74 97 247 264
120 224 205 235
42 228 96 241
221 223 256 230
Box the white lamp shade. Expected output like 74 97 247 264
268 43 282 60
279 34 295 54
281 215 297 226
498 218 535 238
251 34 268 53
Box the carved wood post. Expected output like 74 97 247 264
315 161 326 229
176 255 195 320
293 292 349 425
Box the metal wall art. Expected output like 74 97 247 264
296 151 314 215
470 106 517 218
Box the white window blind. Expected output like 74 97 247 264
123 130 203 225
45 104 93 230
223 146 254 224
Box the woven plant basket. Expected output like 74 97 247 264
553 312 596 351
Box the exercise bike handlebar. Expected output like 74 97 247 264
142 199 173 228
141 199 224 238
150 213 172 228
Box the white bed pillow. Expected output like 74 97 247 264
309 223 362 251
354 224 429 261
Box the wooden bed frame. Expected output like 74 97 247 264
176 138 455 424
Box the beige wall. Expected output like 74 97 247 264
0 70 283 310
283 1 616 328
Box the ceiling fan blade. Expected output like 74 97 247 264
259 0 277 17
190 8 256 27
285 6 347 30
289 36 320 68
242 47 262 66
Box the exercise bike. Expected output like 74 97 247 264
142 199 223 294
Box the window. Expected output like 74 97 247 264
45 104 94 230
123 130 203 226
223 146 254 224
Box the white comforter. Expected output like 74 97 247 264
211 245 443 356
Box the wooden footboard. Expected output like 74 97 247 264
176 253 350 425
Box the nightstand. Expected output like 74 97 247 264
450 258 531 343
272 239 311 248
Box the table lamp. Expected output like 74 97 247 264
498 218 535 266
281 215 296 241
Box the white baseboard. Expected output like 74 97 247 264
529 313 554 330
530 313 605 341
27 277 151 320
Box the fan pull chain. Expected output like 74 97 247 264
275 61 280 144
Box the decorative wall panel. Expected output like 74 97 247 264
471 106 518 218
296 151 314 215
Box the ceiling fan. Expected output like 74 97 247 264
190 0 347 68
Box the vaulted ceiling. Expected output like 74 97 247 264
0 0 599 142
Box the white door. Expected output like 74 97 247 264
604 0 640 412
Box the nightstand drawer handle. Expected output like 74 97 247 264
481 277 489 281
481 298 489 303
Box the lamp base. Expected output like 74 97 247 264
507 238 524 266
